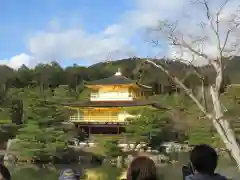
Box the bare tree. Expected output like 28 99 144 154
144 0 240 169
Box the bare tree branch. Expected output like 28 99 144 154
145 0 240 169
144 59 210 116
173 36 211 61
198 0 232 93
203 0 211 20
177 55 209 111
149 22 212 62
200 0 234 63
176 56 204 80
221 16 240 55
221 30 232 53
217 0 231 16
216 0 230 34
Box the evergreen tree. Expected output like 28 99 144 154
15 93 68 161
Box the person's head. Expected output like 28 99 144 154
58 169 81 180
0 164 11 180
126 156 157 180
190 144 218 175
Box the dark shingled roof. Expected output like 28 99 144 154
63 99 166 109
85 74 152 89
85 74 136 85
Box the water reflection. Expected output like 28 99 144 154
7 152 240 180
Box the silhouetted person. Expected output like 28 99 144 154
0 164 11 180
126 156 157 180
186 144 227 180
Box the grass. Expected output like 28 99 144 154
10 166 59 180
0 119 11 124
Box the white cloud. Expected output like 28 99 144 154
1 0 239 68
106 0 186 38
0 53 34 69
26 0 186 65
28 29 135 63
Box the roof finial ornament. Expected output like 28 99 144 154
115 68 122 76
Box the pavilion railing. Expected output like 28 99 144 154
69 116 124 122
90 92 134 101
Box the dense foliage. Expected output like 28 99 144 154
98 139 123 158
0 56 239 101
15 93 69 161
1 87 75 161
0 57 240 159
125 108 173 148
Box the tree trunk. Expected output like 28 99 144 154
210 86 240 169
144 59 240 169
201 81 208 111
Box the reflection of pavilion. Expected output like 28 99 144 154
63 69 163 135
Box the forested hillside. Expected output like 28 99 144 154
1 56 239 93
0 57 239 155
0 56 239 123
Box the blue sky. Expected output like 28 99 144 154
0 0 175 68
0 0 133 63
0 0 238 68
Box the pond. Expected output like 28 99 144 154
6 152 240 180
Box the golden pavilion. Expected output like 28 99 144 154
63 69 163 134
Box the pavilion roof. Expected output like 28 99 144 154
63 99 166 109
85 70 151 89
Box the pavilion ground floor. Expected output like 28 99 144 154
74 122 126 135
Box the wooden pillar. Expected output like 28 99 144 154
88 110 90 121
117 126 120 134
88 127 91 135
77 109 80 120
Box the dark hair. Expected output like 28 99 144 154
190 144 218 175
127 156 157 180
0 164 11 180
